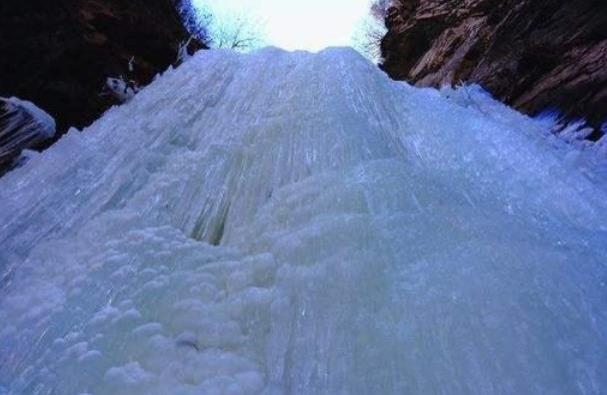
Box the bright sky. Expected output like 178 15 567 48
192 0 373 51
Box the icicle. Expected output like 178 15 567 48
176 35 195 65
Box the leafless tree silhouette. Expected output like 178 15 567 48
210 12 265 51
353 0 390 62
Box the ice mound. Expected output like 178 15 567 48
0 97 56 170
0 47 606 394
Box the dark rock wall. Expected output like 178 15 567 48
381 0 607 133
0 0 203 141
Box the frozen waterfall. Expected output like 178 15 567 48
1 47 606 394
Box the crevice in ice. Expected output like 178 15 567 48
209 201 230 246
175 336 200 352
190 200 231 246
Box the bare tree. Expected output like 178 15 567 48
352 1 390 62
210 13 264 51
177 1 265 52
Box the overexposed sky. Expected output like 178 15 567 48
192 0 373 51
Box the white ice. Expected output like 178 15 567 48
0 47 606 395
0 97 56 168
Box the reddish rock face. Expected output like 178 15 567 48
381 0 607 134
0 0 203 142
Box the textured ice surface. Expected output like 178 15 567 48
1 48 606 394
0 97 56 168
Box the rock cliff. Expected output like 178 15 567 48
0 0 203 141
381 0 607 136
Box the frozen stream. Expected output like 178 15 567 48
0 48 606 394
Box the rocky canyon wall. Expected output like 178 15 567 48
381 0 607 136
0 0 203 141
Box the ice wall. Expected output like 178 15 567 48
0 47 606 394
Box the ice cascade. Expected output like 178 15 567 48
1 48 606 394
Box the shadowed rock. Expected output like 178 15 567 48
0 0 205 143
381 0 607 135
